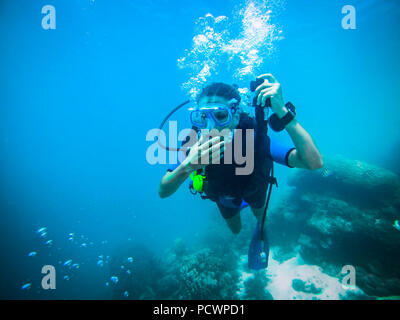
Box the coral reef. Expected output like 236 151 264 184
158 239 240 299
109 155 400 300
268 155 400 297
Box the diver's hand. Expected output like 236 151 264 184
182 135 225 172
255 73 287 118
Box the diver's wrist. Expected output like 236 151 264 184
275 106 288 118
180 159 195 175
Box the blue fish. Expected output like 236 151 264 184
28 251 37 257
21 283 31 290
37 227 47 234
63 259 72 267
110 276 118 284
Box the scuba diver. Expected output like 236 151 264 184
158 74 323 270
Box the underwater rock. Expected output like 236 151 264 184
239 270 272 300
234 252 369 300
159 247 239 300
172 238 187 258
266 255 368 300
292 279 322 295
269 155 400 297
287 155 400 209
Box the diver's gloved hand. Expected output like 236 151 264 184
182 135 225 172
254 73 287 118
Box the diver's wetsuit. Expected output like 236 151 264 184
167 113 295 220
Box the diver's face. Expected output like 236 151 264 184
197 96 238 131
198 95 230 107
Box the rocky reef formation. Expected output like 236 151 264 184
110 155 400 300
157 239 240 299
268 155 400 298
107 239 241 300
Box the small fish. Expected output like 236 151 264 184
63 275 70 281
120 265 125 270
45 240 53 246
80 243 87 248
28 251 37 257
97 260 104 267
127 257 133 263
123 291 129 297
105 282 109 287
39 232 47 238
393 220 400 232
37 227 47 234
21 283 31 290
63 259 72 267
72 263 80 269
126 269 131 275
110 276 118 284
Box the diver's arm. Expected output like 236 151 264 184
283 118 323 170
159 142 194 199
158 136 225 198
158 164 193 199
255 73 323 170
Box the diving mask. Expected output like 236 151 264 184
189 103 235 129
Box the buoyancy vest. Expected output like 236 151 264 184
196 112 274 203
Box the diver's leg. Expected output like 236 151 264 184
224 214 242 235
216 202 242 234
251 206 264 222
245 184 267 222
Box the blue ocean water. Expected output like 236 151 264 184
0 0 399 299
